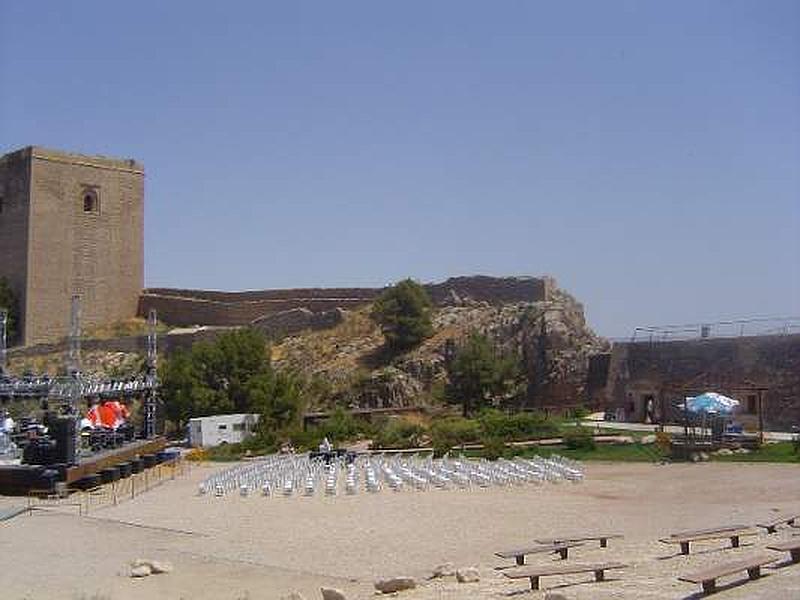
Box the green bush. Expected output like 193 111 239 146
478 409 559 441
283 408 372 452
563 427 596 450
429 417 481 456
480 436 509 460
372 419 426 449
570 406 590 420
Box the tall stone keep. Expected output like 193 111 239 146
0 146 144 345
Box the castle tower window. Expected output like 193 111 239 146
0 197 4 214
82 188 100 214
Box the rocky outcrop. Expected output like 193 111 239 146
272 282 607 411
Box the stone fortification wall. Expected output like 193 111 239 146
600 334 800 431
26 148 144 345
0 146 144 346
139 275 551 328
7 327 225 361
0 149 31 342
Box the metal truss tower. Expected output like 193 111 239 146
143 308 159 438
0 310 7 375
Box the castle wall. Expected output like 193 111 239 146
24 148 144 345
139 276 550 327
0 149 31 343
600 334 800 431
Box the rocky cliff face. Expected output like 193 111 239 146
272 284 608 410
8 279 606 413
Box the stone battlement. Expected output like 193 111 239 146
138 275 554 327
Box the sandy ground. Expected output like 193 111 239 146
2 461 799 600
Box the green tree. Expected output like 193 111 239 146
371 278 433 353
447 333 521 417
160 328 312 450
248 369 306 432
0 277 20 345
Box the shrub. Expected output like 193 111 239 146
563 427 596 450
429 417 481 456
480 436 509 460
372 418 426 449
478 409 559 441
570 406 590 420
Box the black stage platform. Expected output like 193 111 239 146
0 437 167 495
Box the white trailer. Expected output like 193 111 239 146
188 413 260 448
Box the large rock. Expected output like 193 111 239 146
455 567 480 583
149 560 173 574
544 593 571 600
281 593 306 600
320 589 346 600
130 564 151 578
130 558 173 575
374 577 417 593
430 562 455 578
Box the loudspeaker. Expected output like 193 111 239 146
50 416 78 465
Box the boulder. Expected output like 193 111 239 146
455 567 480 583
130 564 151 578
149 560 174 574
716 448 734 456
130 558 173 574
374 577 417 593
544 593 571 600
281 593 306 600
320 588 346 600
640 434 657 445
430 562 455 579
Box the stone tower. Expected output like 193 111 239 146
0 146 144 346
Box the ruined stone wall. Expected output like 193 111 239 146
24 147 144 345
139 275 550 327
601 334 800 431
0 148 31 343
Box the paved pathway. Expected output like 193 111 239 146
581 418 796 441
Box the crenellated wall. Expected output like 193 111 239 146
138 275 552 327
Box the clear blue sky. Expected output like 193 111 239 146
1 1 798 337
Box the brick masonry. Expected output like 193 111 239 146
0 147 144 345
139 275 552 327
591 334 800 431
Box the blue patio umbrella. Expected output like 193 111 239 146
682 392 740 415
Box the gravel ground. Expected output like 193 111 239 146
2 461 799 599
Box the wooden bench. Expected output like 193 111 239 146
660 528 756 555
678 553 778 594
503 561 627 590
534 533 623 548
766 539 800 563
757 515 799 534
669 524 749 538
495 541 584 566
